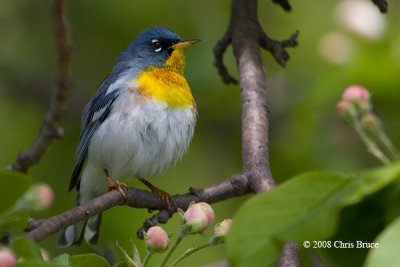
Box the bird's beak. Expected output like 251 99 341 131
172 39 201 49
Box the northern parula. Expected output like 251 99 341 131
58 26 199 247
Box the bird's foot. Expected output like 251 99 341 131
154 187 174 212
106 176 127 199
139 178 174 212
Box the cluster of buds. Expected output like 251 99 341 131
139 202 233 267
336 84 371 121
337 85 399 164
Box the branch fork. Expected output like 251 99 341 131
214 17 299 85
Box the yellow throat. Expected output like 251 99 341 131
135 49 195 108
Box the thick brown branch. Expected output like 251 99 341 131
8 0 72 172
275 242 300 266
28 174 250 242
230 0 275 192
216 0 298 265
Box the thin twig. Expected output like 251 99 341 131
169 243 212 267
259 30 299 67
160 235 183 267
371 0 388 13
271 0 291 11
213 28 238 84
7 0 72 172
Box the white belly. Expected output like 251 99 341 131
87 98 196 179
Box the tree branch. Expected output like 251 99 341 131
229 0 275 192
216 0 299 265
275 242 300 267
7 0 72 173
28 174 250 242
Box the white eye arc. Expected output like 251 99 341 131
151 39 162 52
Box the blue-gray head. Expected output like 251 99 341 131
113 26 199 73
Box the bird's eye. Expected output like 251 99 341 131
151 39 162 52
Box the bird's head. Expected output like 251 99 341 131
115 26 200 74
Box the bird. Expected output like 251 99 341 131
58 26 199 247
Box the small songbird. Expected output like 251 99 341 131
58 26 199 247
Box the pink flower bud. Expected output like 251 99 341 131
21 184 54 211
341 84 371 112
211 219 233 244
183 202 215 234
0 248 17 267
145 226 169 253
342 84 370 102
34 184 54 209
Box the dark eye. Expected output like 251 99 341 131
151 39 162 52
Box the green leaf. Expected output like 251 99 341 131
51 254 73 267
70 254 110 267
0 210 29 237
115 241 140 267
365 217 400 267
12 236 43 261
227 162 400 267
131 240 141 267
342 162 400 205
0 170 32 212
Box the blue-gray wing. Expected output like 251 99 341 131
69 75 120 191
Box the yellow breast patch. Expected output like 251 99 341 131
164 49 185 72
135 65 195 109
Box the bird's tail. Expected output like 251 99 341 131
57 210 102 247
58 165 107 247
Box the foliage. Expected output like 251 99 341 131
365 217 400 267
227 163 400 266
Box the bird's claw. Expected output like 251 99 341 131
106 176 127 199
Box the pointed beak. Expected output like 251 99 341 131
171 39 201 49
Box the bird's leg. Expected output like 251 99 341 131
104 169 127 199
138 177 174 211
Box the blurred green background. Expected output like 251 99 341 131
1 0 399 266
